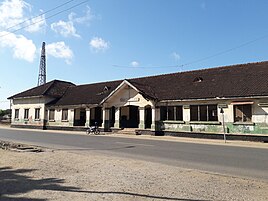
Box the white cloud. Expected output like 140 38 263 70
130 61 139 67
51 7 93 38
69 6 93 24
0 31 36 62
51 20 80 38
0 0 45 32
171 52 180 61
89 37 109 52
24 13 46 33
0 0 29 30
46 42 73 64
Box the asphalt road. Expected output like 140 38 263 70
0 127 268 181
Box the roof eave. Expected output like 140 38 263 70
9 95 44 100
158 95 268 103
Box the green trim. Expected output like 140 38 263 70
233 122 255 126
162 120 185 124
189 121 221 125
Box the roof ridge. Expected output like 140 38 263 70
42 79 76 95
42 80 56 95
76 79 123 87
128 60 268 81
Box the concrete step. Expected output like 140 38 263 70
117 128 137 135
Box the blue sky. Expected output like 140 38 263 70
1 0 268 109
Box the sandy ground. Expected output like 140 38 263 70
1 142 268 201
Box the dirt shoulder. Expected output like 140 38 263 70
0 142 267 201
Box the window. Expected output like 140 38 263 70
190 105 218 121
24 109 29 119
234 104 252 122
35 108 40 120
49 109 55 121
160 106 183 121
15 109 19 119
62 109 68 121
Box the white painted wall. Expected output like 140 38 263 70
11 96 54 126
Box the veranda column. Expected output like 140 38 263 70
114 107 120 128
69 109 74 127
102 108 110 131
138 107 145 129
85 108 90 127
154 107 160 131
151 107 156 130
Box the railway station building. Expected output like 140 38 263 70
8 61 268 138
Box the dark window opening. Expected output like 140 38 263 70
15 109 19 119
49 109 55 121
62 109 68 121
234 104 252 122
35 108 40 120
160 106 183 121
24 109 29 119
190 105 218 121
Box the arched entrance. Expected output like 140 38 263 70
120 105 139 128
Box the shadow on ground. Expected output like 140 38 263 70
0 166 209 201
0 166 79 201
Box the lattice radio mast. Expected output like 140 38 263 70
37 42 46 86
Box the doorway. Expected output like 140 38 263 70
74 108 86 126
120 105 139 128
145 106 152 129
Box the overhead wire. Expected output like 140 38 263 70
0 0 267 69
5 0 77 31
113 33 268 69
0 0 89 39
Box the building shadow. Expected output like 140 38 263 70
0 166 79 201
0 166 210 201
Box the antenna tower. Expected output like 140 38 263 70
37 42 46 86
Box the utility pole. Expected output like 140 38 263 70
37 42 46 86
220 107 226 143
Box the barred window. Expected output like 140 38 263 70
160 106 183 121
49 109 55 121
15 109 19 119
24 109 29 119
190 105 218 121
62 109 68 121
35 108 40 120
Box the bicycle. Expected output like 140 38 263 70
86 125 100 135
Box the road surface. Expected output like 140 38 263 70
0 127 267 181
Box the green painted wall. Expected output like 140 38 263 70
155 121 268 135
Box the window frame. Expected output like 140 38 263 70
160 106 183 121
14 109 19 119
61 109 68 121
234 104 252 123
190 104 218 122
35 108 41 120
24 109 29 120
49 109 55 121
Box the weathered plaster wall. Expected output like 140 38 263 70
157 99 268 135
11 97 54 127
